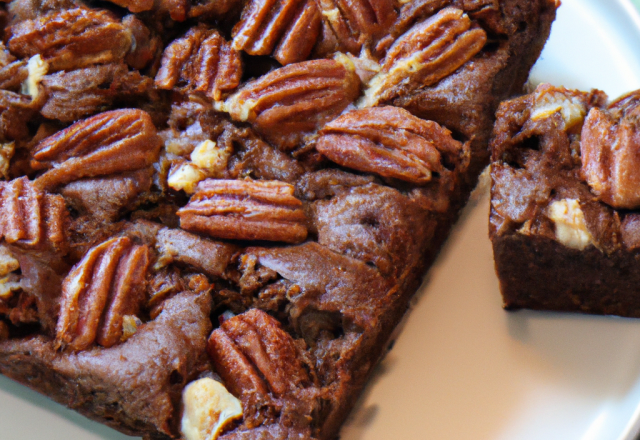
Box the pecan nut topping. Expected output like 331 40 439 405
8 8 134 72
208 309 312 425
315 0 397 55
177 179 308 243
581 94 640 209
55 236 151 351
155 26 242 101
31 109 162 190
208 323 270 406
359 7 487 107
0 177 68 252
219 57 360 150
316 106 463 183
273 0 322 65
232 0 321 65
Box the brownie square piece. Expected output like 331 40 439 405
0 0 556 439
490 84 640 317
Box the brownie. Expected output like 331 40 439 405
490 84 640 317
0 0 556 439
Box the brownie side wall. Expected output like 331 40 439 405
318 249 429 439
494 233 640 317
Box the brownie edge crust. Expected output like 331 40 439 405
490 84 640 317
0 0 556 439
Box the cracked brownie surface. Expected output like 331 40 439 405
0 0 556 438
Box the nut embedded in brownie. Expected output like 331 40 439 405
0 0 557 439
490 83 640 317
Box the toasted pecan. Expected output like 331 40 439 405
220 58 360 150
9 8 133 72
156 26 242 101
32 109 162 190
0 177 68 252
360 7 486 107
55 236 150 351
317 106 464 183
178 179 308 243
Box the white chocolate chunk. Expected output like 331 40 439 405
121 315 141 342
181 378 243 440
21 54 49 100
190 140 229 174
333 52 356 74
217 96 257 122
531 88 586 129
547 199 594 250
168 162 206 194
0 142 14 180
0 247 19 278
321 7 340 22
0 277 21 299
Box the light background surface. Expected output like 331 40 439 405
1 1 640 439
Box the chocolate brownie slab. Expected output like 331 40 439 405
490 84 640 317
0 0 556 439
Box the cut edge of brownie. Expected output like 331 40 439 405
490 83 640 318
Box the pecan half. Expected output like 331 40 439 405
0 177 68 252
220 57 360 150
359 7 486 107
56 236 150 351
177 179 308 243
232 0 321 65
155 26 242 101
316 106 463 183
273 0 322 65
315 0 397 55
31 109 162 191
208 309 312 426
581 100 640 209
8 8 134 72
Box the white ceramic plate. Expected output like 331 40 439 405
2 1 640 439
